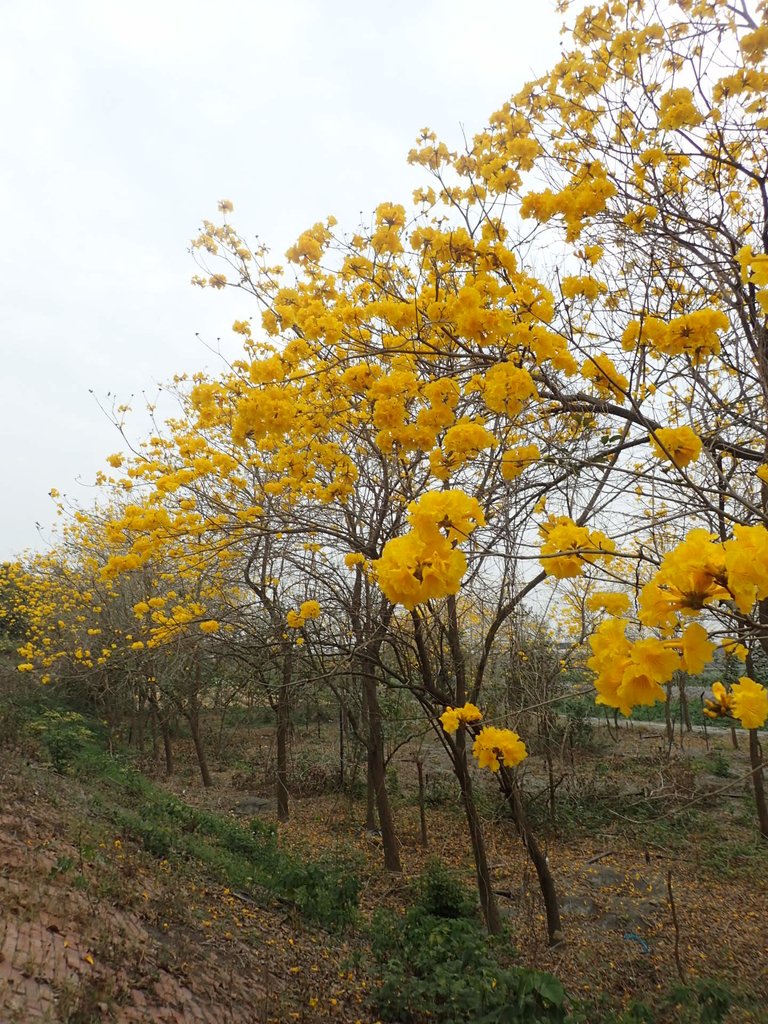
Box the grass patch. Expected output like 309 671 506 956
4 691 360 932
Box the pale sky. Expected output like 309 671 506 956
1 0 561 560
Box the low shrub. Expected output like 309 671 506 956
370 860 567 1024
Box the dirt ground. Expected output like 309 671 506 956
1 715 767 1023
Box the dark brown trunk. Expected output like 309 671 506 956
188 704 213 788
749 729 768 841
151 695 174 775
361 680 377 830
678 674 692 732
501 769 563 945
338 704 345 789
364 674 401 871
276 646 292 822
453 733 502 935
664 682 674 746
416 759 428 847
149 702 159 762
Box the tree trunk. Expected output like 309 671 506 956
161 718 174 776
275 646 292 823
678 673 692 732
416 759 428 847
187 703 213 788
148 690 174 775
338 704 345 790
149 702 159 762
749 729 768 841
453 732 502 935
361 678 377 830
664 682 675 750
500 768 563 945
363 673 401 871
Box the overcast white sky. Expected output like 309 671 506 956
1 0 561 560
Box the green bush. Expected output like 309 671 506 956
415 857 477 919
25 708 98 773
370 861 567 1023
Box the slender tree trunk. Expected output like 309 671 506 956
149 701 159 762
148 691 173 775
161 718 174 776
749 729 768 841
416 759 428 847
678 674 692 732
338 704 345 790
453 733 502 935
500 768 563 945
445 594 501 933
360 677 377 830
187 702 213 788
540 710 557 824
364 673 401 871
275 646 292 822
135 699 145 753
664 682 675 750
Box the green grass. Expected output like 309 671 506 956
4 690 361 931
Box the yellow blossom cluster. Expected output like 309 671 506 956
639 526 768 627
580 354 628 403
649 426 702 469
586 591 630 616
539 516 615 579
736 246 768 314
500 444 540 481
704 678 768 730
622 310 729 364
374 491 485 610
286 601 322 629
439 702 483 733
439 704 527 771
472 726 528 772
588 619 715 717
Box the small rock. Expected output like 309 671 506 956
560 895 599 918
235 797 275 814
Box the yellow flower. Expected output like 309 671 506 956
650 426 702 469
500 444 540 481
439 702 483 734
638 529 728 628
440 708 461 734
581 354 628 402
730 677 768 730
299 600 321 620
724 524 768 613
472 726 527 771
658 87 703 130
678 622 714 675
703 682 732 720
199 620 220 634
482 362 538 417
539 516 614 578
720 638 748 662
286 610 305 629
374 532 467 610
586 591 630 616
